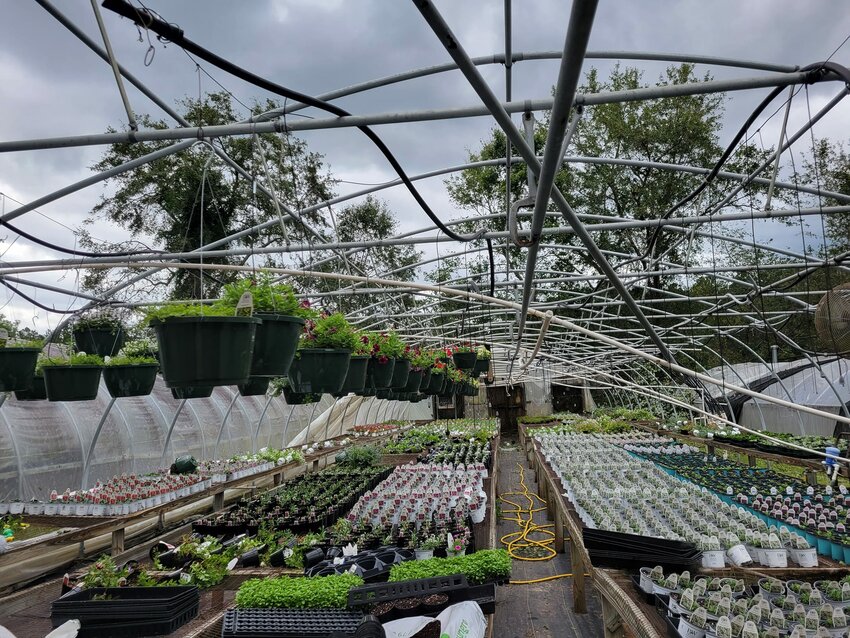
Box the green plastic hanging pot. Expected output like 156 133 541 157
390 358 411 390
419 369 432 392
335 355 369 397
0 347 40 391
366 357 395 389
473 357 490 375
238 377 271 396
287 348 351 394
43 365 103 402
452 351 477 371
73 326 125 357
151 316 260 388
103 363 158 398
250 314 305 377
404 369 424 393
171 385 213 399
14 374 46 401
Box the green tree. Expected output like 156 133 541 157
803 138 850 255
82 92 335 300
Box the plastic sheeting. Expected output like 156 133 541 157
0 374 428 501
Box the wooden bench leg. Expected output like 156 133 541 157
273 472 283 486
601 596 624 637
213 491 225 511
571 537 587 614
554 507 565 553
111 528 125 556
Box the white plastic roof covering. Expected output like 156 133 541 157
0 377 430 501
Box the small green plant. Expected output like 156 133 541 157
144 303 234 323
188 553 230 589
235 573 363 609
40 353 105 367
337 445 381 468
388 549 511 585
82 555 127 589
105 355 157 366
299 313 359 350
219 275 314 318
75 313 123 334
418 535 442 550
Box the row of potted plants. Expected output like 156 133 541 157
535 431 816 569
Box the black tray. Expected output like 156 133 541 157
348 574 468 608
222 608 364 637
53 600 198 637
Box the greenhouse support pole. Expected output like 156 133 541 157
159 400 187 468
253 395 275 453
214 392 241 459
304 401 320 444
82 396 117 490
282 406 297 449
323 399 339 442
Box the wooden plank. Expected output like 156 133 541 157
110 527 124 556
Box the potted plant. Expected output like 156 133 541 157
446 531 467 557
41 353 104 401
287 313 357 395
335 335 371 397
449 344 477 371
0 326 42 392
73 312 125 357
220 275 311 378
473 344 491 375
415 534 441 560
410 348 434 392
424 359 447 395
364 332 404 389
146 303 260 389
102 347 158 398
14 368 47 401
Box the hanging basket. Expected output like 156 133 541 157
171 385 213 400
250 314 305 377
287 348 351 394
282 385 319 404
14 374 46 401
0 347 40 392
390 358 411 390
473 357 490 376
439 380 456 397
151 316 260 388
357 386 377 397
43 365 103 402
419 369 432 392
367 357 395 389
452 352 477 371
404 370 424 393
464 383 478 397
73 326 125 358
375 388 392 400
335 355 369 397
424 372 445 395
103 364 159 398
238 377 270 396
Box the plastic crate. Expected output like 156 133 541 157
54 600 199 638
347 574 468 608
222 608 364 637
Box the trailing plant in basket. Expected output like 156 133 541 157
299 313 358 350
105 354 157 366
144 302 234 322
75 313 123 334
219 275 315 317
120 338 158 358
364 331 407 360
40 353 104 367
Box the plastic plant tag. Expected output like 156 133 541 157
730 615 745 636
741 620 758 638
805 609 819 630
235 292 253 316
769 609 785 628
226 557 238 571
789 627 805 638
680 589 695 611
834 607 847 628
716 598 731 618
715 615 732 638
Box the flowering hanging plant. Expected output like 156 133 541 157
431 360 448 375
298 312 359 350
410 348 436 371
476 344 491 358
449 343 475 354
446 365 464 383
364 331 407 361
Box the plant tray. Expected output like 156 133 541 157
222 608 364 637
348 574 468 608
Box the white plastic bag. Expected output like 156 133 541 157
383 601 487 638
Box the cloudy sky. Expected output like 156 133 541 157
0 0 849 332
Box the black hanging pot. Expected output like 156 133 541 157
0 347 40 392
424 371 444 394
439 380 456 397
250 314 305 377
335 355 369 396
452 351 477 371
375 388 392 400
103 364 159 398
73 326 125 357
14 374 46 401
403 369 424 393
287 348 351 394
389 358 411 390
43 365 103 402
357 386 377 397
282 385 318 404
418 369 432 391
238 377 270 396
171 385 214 399
151 316 260 388
366 357 395 389
473 357 490 375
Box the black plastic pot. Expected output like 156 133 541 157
151 316 260 388
403 370 423 393
336 355 369 396
282 385 318 404
0 347 40 392
389 358 411 390
303 547 326 569
473 357 490 375
238 544 267 568
250 314 304 377
288 348 351 394
375 388 392 400
424 372 445 395
464 383 478 397
452 351 477 371
171 385 213 400
14 374 46 401
103 364 158 398
43 365 102 402
438 380 456 397
357 386 377 397
268 547 287 567
367 357 395 389
238 377 270 396
418 369 432 391
73 326 125 358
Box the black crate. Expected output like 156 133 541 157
53 600 199 637
222 608 364 637
347 574 468 608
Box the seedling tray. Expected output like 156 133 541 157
222 608 364 637
347 574 468 608
52 585 198 616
